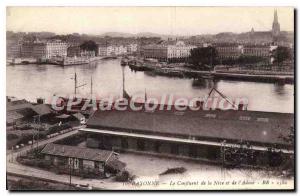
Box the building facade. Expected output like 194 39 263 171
42 41 68 59
213 43 274 61
97 44 128 56
142 41 196 62
67 46 95 57
21 42 34 58
41 143 125 174
214 43 243 60
243 44 271 58
20 41 68 59
7 40 22 58
126 43 138 54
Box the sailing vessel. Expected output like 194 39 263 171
56 66 132 113
56 73 95 113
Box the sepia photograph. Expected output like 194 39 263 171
5 6 295 191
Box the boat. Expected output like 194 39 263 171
102 56 118 60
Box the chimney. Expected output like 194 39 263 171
196 101 204 110
37 97 45 104
238 104 244 111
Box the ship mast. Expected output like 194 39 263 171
72 72 86 98
74 72 77 97
90 75 93 98
122 66 125 98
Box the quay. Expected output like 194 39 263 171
127 61 294 84
7 56 104 66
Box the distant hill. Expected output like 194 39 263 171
99 31 172 39
100 32 135 38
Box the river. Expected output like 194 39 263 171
6 59 294 113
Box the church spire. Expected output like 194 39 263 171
272 9 280 37
274 9 278 23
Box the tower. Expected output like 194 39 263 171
272 10 280 37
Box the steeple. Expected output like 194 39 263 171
272 9 280 37
274 10 278 23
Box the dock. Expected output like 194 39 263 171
127 61 294 84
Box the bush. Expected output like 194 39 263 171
47 123 71 135
7 133 19 140
15 124 32 130
115 170 130 182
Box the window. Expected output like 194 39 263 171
257 118 269 122
174 111 185 116
205 113 216 118
239 116 251 121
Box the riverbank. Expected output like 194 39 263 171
127 61 294 84
7 56 104 66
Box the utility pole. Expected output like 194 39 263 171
221 140 226 179
36 115 40 149
69 165 72 187
69 159 73 187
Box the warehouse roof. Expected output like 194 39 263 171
41 143 113 162
86 109 294 146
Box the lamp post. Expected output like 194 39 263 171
69 158 73 187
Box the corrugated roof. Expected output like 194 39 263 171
86 109 294 145
41 143 112 162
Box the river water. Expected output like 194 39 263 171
6 59 294 113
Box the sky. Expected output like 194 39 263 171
6 7 294 36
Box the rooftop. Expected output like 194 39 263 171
41 143 113 162
31 104 52 116
7 99 32 111
86 109 293 146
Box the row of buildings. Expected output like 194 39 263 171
140 10 292 63
213 43 277 61
140 41 280 63
141 41 196 62
97 43 138 57
7 40 68 60
7 40 138 60
6 38 287 64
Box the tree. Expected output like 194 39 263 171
189 46 218 70
272 46 292 65
80 40 98 52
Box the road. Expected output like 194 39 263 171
6 125 294 190
6 125 128 190
7 126 82 161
